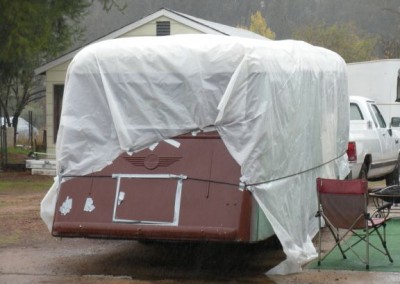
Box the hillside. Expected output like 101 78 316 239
78 0 400 54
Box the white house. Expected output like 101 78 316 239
35 8 267 155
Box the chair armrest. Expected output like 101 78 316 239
370 202 392 220
377 202 392 212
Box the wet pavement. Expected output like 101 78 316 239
1 233 400 283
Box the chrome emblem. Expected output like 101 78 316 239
124 155 182 170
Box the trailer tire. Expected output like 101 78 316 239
385 158 400 186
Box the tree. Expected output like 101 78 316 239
292 22 377 63
239 11 276 40
0 0 124 146
381 37 400 59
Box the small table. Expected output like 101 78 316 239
369 185 400 218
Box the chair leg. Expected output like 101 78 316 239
318 217 321 266
373 224 393 263
326 224 347 259
366 226 369 269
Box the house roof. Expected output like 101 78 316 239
35 8 267 75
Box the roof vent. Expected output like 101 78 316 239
157 21 171 36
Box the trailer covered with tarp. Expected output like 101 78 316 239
41 34 349 274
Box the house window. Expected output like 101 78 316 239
53 84 64 143
156 21 170 36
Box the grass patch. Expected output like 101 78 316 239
1 146 31 164
7 147 31 156
0 172 53 194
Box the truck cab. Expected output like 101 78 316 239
348 96 400 184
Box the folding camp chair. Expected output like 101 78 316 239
316 178 393 269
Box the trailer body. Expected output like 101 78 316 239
41 34 349 274
53 131 272 242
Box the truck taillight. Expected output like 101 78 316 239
347 141 357 162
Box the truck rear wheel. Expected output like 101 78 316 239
359 163 368 180
385 158 400 186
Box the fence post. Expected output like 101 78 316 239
29 111 33 150
0 125 8 169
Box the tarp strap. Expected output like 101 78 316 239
59 174 243 189
245 151 347 188
58 151 346 190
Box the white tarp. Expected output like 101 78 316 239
40 34 349 274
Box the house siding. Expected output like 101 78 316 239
121 16 202 37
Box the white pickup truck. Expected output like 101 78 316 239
348 96 400 185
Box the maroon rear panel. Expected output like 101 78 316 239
52 131 252 242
